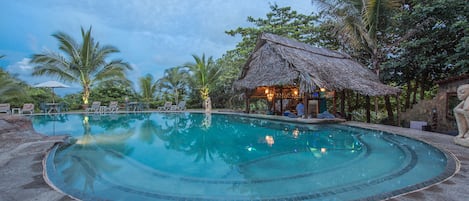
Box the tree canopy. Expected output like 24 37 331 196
31 27 132 105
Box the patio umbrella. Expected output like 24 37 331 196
34 81 70 103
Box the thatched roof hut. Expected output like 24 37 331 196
233 33 400 96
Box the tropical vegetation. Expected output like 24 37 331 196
30 26 132 105
184 54 223 112
156 67 188 105
0 0 467 125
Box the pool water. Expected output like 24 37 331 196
33 113 450 201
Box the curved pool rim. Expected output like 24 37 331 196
40 112 459 200
341 123 459 200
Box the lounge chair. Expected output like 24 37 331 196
172 101 186 111
58 102 69 112
105 101 119 113
21 103 34 114
0 103 11 114
158 102 172 111
86 101 101 113
39 102 48 113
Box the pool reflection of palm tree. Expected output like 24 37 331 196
55 115 135 194
86 113 136 131
138 114 163 144
201 113 211 130
155 113 240 163
156 113 193 150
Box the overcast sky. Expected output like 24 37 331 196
0 0 317 95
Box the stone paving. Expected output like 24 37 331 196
0 114 468 201
0 115 74 201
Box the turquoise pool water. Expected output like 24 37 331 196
33 113 450 201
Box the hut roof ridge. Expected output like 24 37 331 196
261 33 351 60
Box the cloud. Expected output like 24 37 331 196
1 0 317 95
7 58 33 74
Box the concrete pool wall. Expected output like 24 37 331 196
0 114 468 201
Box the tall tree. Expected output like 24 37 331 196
0 55 26 103
0 68 25 103
139 74 158 103
31 27 132 105
316 0 402 123
226 4 323 59
184 54 223 112
388 0 469 83
157 67 188 104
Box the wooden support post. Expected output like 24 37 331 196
340 90 345 117
366 95 371 123
397 93 401 127
245 89 250 114
303 92 308 119
333 91 337 115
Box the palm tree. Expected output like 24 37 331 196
316 0 401 122
157 67 187 104
139 74 158 103
0 56 25 102
31 27 132 105
184 54 223 112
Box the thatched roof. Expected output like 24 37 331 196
233 33 400 96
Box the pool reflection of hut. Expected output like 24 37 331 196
233 33 400 120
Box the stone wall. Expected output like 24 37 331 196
400 75 469 133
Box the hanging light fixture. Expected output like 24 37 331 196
267 93 274 101
320 87 326 92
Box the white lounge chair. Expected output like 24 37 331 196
158 102 172 111
86 101 101 113
175 101 186 110
0 103 11 114
170 101 186 111
21 103 34 114
105 101 119 113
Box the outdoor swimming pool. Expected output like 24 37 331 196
32 113 454 201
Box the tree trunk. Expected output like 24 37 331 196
366 95 371 123
404 79 411 111
420 77 426 100
396 94 401 127
412 81 419 105
204 97 212 113
354 93 360 110
82 85 90 105
174 88 179 104
385 95 394 125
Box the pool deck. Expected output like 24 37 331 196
0 112 468 201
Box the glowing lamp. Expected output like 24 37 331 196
321 148 327 153
267 93 274 101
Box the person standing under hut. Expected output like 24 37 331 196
296 99 305 118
